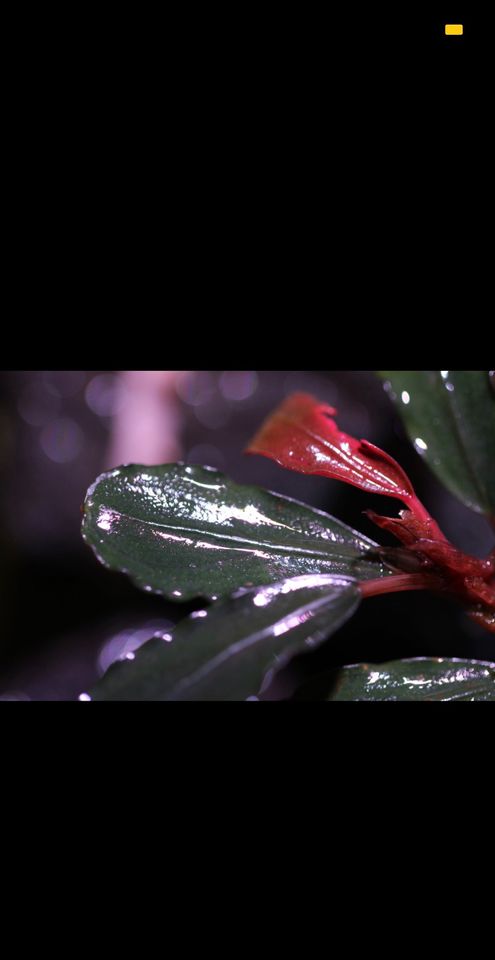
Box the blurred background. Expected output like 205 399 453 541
0 370 494 700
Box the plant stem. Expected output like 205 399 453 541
359 572 442 600
409 494 448 542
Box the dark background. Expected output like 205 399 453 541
0 370 493 701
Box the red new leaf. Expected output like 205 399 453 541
246 393 440 531
247 393 495 633
247 393 414 499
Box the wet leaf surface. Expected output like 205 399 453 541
378 371 495 516
326 657 495 701
82 463 391 601
88 575 361 701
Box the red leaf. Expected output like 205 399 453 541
247 393 495 632
247 393 417 504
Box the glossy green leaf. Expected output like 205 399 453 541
378 371 495 516
88 575 361 701
82 463 391 601
327 657 495 701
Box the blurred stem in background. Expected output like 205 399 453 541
105 371 189 467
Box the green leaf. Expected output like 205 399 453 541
378 371 495 516
82 463 391 601
326 658 495 701
88 575 361 701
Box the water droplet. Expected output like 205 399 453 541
401 391 410 405
191 610 208 619
414 437 428 453
253 591 271 607
78 693 92 701
96 508 118 532
367 671 381 684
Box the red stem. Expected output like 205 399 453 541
409 494 448 542
359 572 443 599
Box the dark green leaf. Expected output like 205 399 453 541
327 657 495 701
82 463 391 601
88 575 361 701
378 371 495 516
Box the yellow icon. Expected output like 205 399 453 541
445 24 463 35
